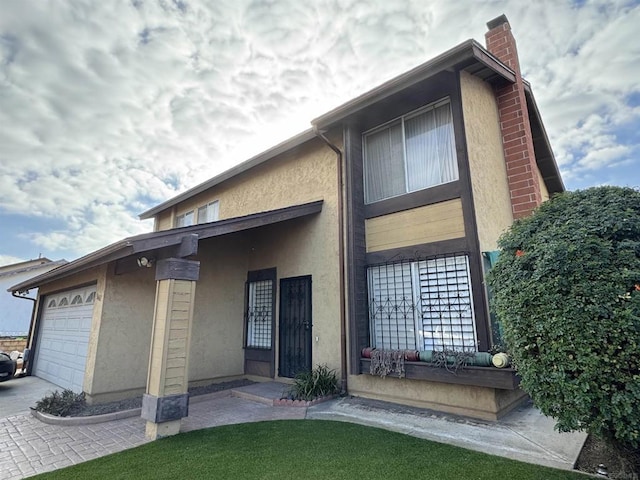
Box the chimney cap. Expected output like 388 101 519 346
487 14 509 30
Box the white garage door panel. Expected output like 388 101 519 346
35 286 96 393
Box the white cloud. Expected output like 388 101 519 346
0 0 639 260
0 255 26 267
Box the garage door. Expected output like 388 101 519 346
34 286 96 392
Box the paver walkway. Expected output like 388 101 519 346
0 389 305 480
0 382 586 479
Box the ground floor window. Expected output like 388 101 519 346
245 272 275 349
367 254 477 352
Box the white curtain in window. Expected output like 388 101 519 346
197 201 219 224
417 255 476 352
405 103 458 192
364 123 405 203
246 280 272 348
367 263 419 350
366 255 478 353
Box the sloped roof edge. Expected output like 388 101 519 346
139 129 317 220
9 201 323 293
523 83 565 194
312 40 516 128
139 40 517 220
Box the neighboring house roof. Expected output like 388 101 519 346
9 201 323 293
139 38 562 221
0 258 67 280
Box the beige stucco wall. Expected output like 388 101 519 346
537 167 550 202
38 267 105 296
85 264 156 402
156 212 174 231
348 373 526 420
249 215 342 376
460 71 513 252
154 137 339 230
188 234 249 383
184 136 341 382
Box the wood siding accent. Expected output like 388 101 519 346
147 279 196 398
365 199 465 253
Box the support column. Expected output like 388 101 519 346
142 257 199 440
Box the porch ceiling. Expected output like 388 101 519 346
9 200 324 293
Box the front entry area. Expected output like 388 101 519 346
279 276 312 378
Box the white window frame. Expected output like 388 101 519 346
175 210 195 228
362 98 458 204
197 200 219 225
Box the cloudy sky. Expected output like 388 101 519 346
0 0 639 266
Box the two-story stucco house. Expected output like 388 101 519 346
11 16 563 439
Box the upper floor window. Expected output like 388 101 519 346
363 99 458 204
197 201 219 224
175 200 219 228
175 210 195 228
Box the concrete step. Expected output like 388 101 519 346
230 381 289 406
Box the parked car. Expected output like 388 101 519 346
0 351 17 382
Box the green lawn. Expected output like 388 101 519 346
30 420 588 479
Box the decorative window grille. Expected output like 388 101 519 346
367 254 477 352
71 295 83 305
47 299 56 308
58 297 69 306
363 99 458 204
246 279 273 348
85 292 96 304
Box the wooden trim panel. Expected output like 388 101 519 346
364 181 461 219
365 238 469 265
365 199 465 253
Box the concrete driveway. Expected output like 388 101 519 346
0 375 59 417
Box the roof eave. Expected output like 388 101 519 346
523 84 565 194
138 129 317 220
10 201 324 293
312 40 516 129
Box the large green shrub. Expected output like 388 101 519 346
487 186 640 449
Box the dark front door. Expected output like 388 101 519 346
279 276 312 378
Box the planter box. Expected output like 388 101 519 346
360 359 520 390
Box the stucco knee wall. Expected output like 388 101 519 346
85 265 156 401
347 374 527 420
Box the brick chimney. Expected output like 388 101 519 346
486 15 543 219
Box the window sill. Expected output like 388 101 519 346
359 358 520 390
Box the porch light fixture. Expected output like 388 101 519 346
137 256 154 268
